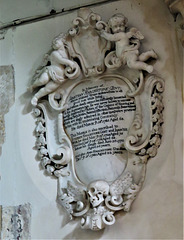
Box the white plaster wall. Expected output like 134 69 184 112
0 0 108 24
0 0 183 239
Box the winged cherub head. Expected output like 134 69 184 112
108 13 128 33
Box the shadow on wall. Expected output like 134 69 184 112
63 224 105 240
19 90 34 115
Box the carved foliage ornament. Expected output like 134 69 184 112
29 8 164 231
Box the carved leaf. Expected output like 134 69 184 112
110 172 133 196
67 181 86 202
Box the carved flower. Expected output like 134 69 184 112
35 121 45 135
39 146 48 156
149 135 161 146
41 157 51 168
32 107 41 117
153 122 163 134
157 101 164 113
152 111 160 122
138 148 147 156
146 145 157 157
46 165 55 175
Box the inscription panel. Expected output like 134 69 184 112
64 78 136 184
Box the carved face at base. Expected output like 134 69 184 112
87 181 110 207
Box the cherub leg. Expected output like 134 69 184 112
138 49 157 62
31 81 60 106
127 54 153 73
29 72 50 92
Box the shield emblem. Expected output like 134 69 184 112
66 8 110 77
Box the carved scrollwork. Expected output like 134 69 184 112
125 75 164 156
105 51 122 69
33 104 72 177
66 8 111 77
29 7 164 231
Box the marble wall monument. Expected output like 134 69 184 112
29 7 164 231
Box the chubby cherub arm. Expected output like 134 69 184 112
100 30 123 42
51 51 76 68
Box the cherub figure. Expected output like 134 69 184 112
101 14 157 73
29 33 78 106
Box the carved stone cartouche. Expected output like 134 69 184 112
30 7 164 231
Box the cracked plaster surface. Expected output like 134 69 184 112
0 65 15 154
1 203 31 240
